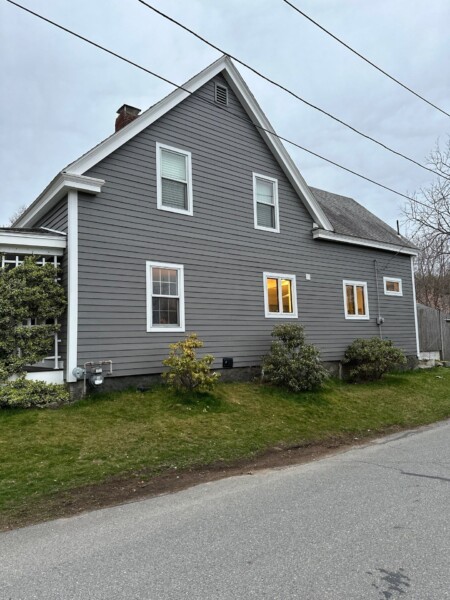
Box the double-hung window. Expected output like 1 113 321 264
156 143 193 215
263 273 298 318
253 173 279 232
383 277 402 296
146 261 185 332
343 280 369 320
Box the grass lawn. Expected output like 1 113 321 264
1 368 450 530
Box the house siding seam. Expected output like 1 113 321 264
71 74 416 378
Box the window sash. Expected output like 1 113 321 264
343 281 369 319
156 143 192 215
264 273 297 318
383 277 402 296
253 174 279 232
146 262 185 332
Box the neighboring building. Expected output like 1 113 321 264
1 56 419 392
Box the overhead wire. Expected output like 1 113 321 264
5 0 432 212
282 0 450 119
136 0 450 183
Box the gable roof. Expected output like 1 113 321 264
311 187 417 255
16 55 333 231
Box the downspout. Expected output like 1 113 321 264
374 260 383 339
439 308 445 361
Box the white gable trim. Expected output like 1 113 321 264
312 229 418 256
15 173 105 228
67 56 333 231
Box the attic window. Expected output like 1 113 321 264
215 83 228 106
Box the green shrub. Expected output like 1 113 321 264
343 337 407 381
162 333 220 393
0 255 66 381
0 377 69 409
262 324 328 392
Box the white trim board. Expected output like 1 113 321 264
14 173 104 228
383 276 403 296
253 173 280 233
343 280 370 320
263 272 298 318
146 261 185 333
411 256 420 358
156 142 193 216
0 231 66 254
66 190 79 383
313 229 418 256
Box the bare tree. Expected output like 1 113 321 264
412 232 450 312
404 138 450 311
3 205 28 227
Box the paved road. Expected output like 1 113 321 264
2 421 450 599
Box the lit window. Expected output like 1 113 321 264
253 173 279 232
146 261 185 332
263 273 297 318
343 280 369 320
156 143 193 215
383 277 402 296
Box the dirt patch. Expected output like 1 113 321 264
1 428 403 532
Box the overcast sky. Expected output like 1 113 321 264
1 0 449 230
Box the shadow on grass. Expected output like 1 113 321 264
168 389 226 413
254 380 331 407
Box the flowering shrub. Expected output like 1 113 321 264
162 333 220 393
262 324 328 392
0 377 69 409
343 337 407 381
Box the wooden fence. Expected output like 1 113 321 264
417 303 450 360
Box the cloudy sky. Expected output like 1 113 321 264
1 0 449 229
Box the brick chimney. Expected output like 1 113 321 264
115 104 141 132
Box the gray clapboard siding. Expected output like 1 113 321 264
73 73 417 377
35 197 68 363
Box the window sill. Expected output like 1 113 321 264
157 204 193 216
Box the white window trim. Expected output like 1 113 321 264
383 276 403 296
263 272 298 318
343 280 370 320
146 261 185 332
156 143 193 216
253 173 280 233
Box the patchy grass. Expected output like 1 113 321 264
1 368 450 530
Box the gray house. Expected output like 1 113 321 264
1 56 419 390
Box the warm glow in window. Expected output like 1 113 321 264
344 281 369 319
281 279 293 313
384 278 402 295
264 273 297 318
267 278 279 313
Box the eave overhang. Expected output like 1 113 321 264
312 228 418 256
14 173 105 228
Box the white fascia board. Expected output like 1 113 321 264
66 56 332 230
312 228 418 256
0 231 67 252
14 173 105 228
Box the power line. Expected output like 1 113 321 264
5 0 430 212
283 0 450 119
137 0 449 183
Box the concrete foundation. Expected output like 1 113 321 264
67 357 419 400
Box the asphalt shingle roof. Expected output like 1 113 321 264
310 187 416 249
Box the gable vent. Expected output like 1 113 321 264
215 83 228 106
